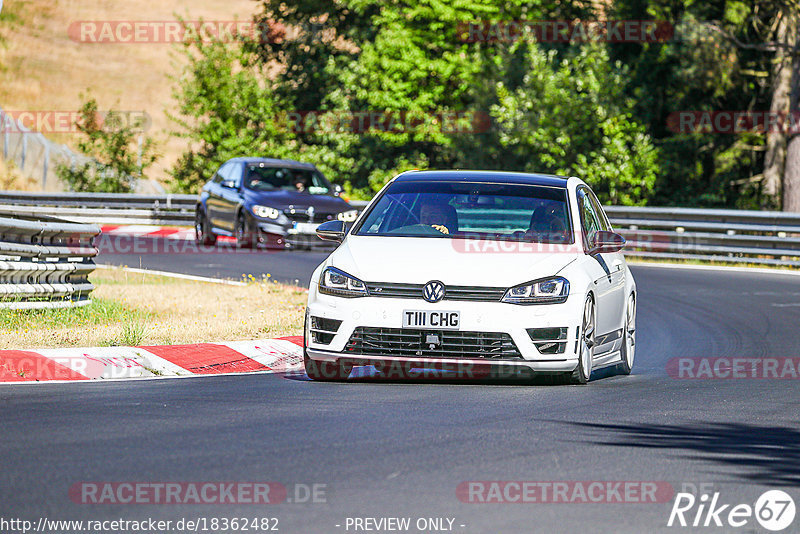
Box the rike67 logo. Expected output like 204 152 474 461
668 489 796 531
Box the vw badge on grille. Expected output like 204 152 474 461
422 281 445 303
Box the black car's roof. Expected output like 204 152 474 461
393 170 570 188
229 157 317 169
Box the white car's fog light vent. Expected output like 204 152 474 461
345 327 522 359
310 316 343 345
527 327 568 355
526 327 568 341
533 342 566 354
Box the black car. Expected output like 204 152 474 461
195 158 357 249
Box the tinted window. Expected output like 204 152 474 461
215 162 239 184
355 180 572 243
244 166 331 195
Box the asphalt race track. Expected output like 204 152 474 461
96 235 331 285
2 249 800 532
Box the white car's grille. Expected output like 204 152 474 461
344 327 522 359
364 282 506 302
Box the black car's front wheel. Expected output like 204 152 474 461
195 209 217 246
235 212 255 249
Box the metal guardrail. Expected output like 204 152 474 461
0 211 100 310
0 191 196 226
605 206 800 267
0 191 798 268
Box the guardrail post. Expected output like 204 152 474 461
43 144 49 189
2 113 8 159
21 134 27 171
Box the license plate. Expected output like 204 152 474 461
402 310 460 330
290 222 320 234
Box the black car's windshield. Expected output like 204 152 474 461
244 166 331 195
355 180 573 243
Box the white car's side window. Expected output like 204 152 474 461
578 188 602 248
587 189 612 232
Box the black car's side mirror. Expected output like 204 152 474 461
221 180 237 189
333 184 343 197
590 230 626 254
316 220 346 243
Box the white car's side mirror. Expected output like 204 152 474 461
591 230 626 254
317 220 346 243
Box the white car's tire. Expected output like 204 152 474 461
570 295 595 385
618 293 636 375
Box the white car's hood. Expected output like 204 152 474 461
326 235 581 287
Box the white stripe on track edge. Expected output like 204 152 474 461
628 260 800 277
95 264 248 286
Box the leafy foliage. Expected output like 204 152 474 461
487 44 657 205
168 0 786 208
168 32 297 193
56 97 157 193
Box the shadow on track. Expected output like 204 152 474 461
562 420 800 487
283 363 628 386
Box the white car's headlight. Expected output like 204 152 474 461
318 267 368 298
252 205 281 219
337 209 359 222
502 276 569 305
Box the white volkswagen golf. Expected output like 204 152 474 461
304 170 636 384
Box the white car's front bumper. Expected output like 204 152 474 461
305 282 586 375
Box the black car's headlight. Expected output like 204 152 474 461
318 267 368 298
502 276 569 305
337 209 359 222
252 205 281 219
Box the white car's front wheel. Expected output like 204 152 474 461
618 293 636 375
570 295 595 384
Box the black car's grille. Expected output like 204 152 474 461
364 282 506 302
344 327 522 359
284 210 337 224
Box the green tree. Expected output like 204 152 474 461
607 0 774 208
486 43 658 205
251 0 600 197
168 28 297 193
57 97 157 193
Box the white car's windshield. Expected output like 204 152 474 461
355 180 573 243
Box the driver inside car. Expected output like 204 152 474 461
419 201 458 235
526 201 568 242
293 173 308 192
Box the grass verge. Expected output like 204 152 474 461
0 267 307 349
